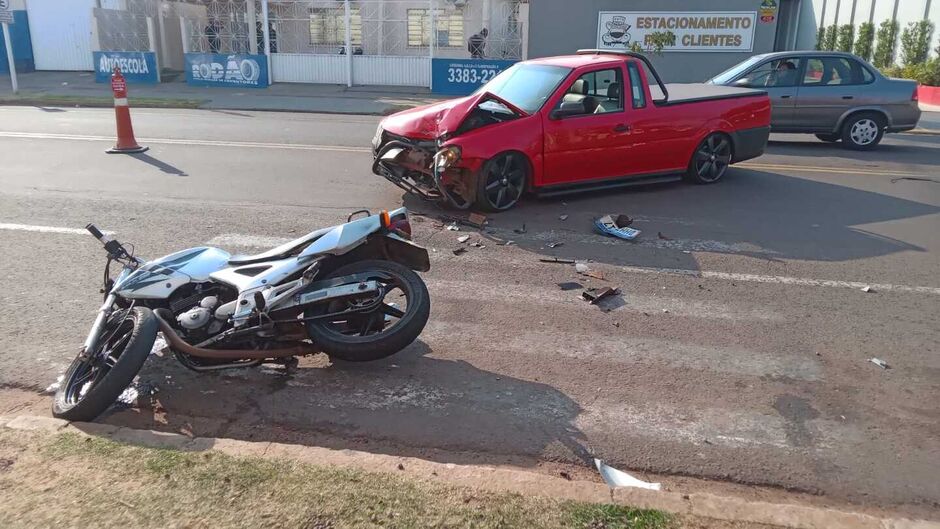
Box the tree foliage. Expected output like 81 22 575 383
854 22 875 61
824 23 839 50
899 20 935 66
815 26 826 50
873 20 899 68
837 24 855 52
628 31 676 55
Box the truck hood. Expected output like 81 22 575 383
381 91 526 141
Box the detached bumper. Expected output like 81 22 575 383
730 125 770 163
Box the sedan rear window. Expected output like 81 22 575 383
477 64 572 114
803 57 872 86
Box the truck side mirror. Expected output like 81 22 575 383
551 100 587 119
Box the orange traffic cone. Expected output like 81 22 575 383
106 68 148 154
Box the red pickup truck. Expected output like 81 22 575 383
373 50 771 211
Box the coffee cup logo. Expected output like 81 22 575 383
602 15 632 46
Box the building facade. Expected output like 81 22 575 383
5 0 938 87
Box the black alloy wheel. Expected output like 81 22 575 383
687 133 732 184
476 152 528 211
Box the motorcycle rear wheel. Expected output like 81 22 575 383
53 307 157 422
305 260 430 362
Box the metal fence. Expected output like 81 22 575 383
91 0 528 86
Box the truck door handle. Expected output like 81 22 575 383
780 95 791 99
842 95 854 100
613 124 630 133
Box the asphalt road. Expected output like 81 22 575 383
0 106 938 516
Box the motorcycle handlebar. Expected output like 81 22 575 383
85 223 106 242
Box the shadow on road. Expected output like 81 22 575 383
766 136 939 160
103 341 591 468
406 168 937 270
130 153 188 176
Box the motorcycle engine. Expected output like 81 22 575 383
177 296 222 336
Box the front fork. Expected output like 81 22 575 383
80 294 116 361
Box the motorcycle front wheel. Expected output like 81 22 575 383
305 260 430 362
53 307 157 422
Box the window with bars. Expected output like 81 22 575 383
309 7 361 45
407 8 464 48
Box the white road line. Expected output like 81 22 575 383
0 223 112 236
6 224 938 295
0 131 372 153
621 265 940 295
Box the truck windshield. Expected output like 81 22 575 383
707 56 765 84
476 64 572 114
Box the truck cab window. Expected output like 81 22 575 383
559 68 624 115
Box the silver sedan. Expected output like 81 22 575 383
708 51 921 150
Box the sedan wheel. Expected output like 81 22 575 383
476 152 528 211
841 113 885 151
686 133 732 184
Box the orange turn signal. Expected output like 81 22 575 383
380 210 391 228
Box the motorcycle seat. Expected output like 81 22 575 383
228 227 331 266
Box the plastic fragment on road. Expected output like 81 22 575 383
466 213 487 228
861 286 873 293
457 235 470 243
576 263 606 280
559 214 569 221
446 222 460 231
44 375 64 394
594 459 661 490
547 241 563 248
870 357 890 369
582 286 620 304
595 215 640 241
150 334 168 356
540 257 574 264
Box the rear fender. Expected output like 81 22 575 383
834 106 891 133
329 234 431 273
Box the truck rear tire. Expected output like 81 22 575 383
685 133 732 184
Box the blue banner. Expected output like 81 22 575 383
93 51 159 84
432 58 517 96
185 53 268 88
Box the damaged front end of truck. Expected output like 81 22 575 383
372 91 528 210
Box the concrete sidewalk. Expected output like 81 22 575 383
0 71 443 115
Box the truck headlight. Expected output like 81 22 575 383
434 146 462 171
372 124 384 150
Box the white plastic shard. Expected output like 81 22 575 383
594 458 662 490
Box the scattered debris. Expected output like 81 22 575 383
513 224 527 234
457 235 471 243
612 322 620 328
869 358 890 369
558 282 583 291
547 241 564 248
891 176 940 184
582 286 620 305
397 463 405 471
471 240 485 248
560 471 572 481
452 247 468 256
540 257 574 264
594 459 661 490
861 286 874 293
150 334 168 356
466 212 488 228
559 214 569 221
657 231 671 240
576 263 606 280
594 214 640 241
445 222 460 231
662 309 670 314
500 240 515 246
44 375 64 395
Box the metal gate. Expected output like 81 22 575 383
26 0 96 71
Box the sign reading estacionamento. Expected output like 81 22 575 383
597 12 757 53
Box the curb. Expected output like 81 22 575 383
2 414 938 529
901 128 940 136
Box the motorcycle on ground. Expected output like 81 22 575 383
53 208 431 421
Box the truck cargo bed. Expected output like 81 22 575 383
651 83 766 106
